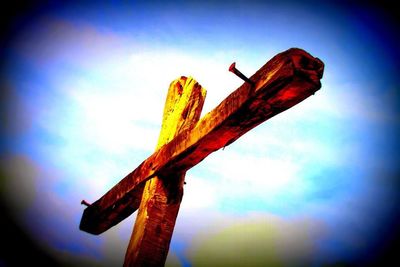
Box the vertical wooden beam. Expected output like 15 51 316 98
124 77 206 267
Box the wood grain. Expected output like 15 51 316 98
123 77 206 267
79 48 324 235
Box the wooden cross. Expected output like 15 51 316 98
79 48 324 266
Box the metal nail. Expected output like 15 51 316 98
81 200 91 207
229 62 254 86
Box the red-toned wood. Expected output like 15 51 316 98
80 48 324 237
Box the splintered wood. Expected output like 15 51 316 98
124 77 206 266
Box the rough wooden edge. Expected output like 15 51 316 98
80 48 324 234
124 77 206 266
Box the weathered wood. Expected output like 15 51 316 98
80 48 324 235
124 77 206 266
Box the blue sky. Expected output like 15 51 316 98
1 1 400 266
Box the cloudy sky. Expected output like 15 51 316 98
1 1 400 266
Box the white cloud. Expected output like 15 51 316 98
25 30 251 200
181 175 218 210
16 18 382 222
208 152 299 197
298 80 399 124
179 149 303 212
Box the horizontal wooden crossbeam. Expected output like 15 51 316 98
80 48 324 235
